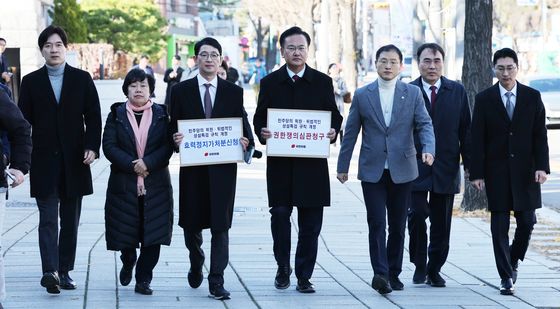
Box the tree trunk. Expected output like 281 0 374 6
460 0 493 211
340 0 357 91
328 1 342 65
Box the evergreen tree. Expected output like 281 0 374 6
50 0 88 43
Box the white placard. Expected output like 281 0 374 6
266 108 332 158
178 118 243 166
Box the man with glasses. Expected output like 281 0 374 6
253 26 342 293
407 43 471 287
169 37 251 300
337 44 434 295
470 48 549 295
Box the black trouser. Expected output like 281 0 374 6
361 170 411 277
36 196 82 274
491 210 536 279
270 206 323 280
121 245 161 284
408 191 454 274
184 229 229 286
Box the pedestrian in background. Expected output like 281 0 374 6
250 58 267 101
163 55 184 106
407 43 471 287
103 69 173 296
253 26 342 294
0 85 31 309
18 25 102 294
470 48 549 296
337 44 434 295
328 63 348 144
0 38 10 85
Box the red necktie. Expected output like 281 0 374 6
430 85 437 111
292 75 300 82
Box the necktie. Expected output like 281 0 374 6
430 85 437 111
292 75 300 82
204 83 212 118
505 91 514 120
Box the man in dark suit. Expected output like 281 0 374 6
0 38 10 85
18 26 102 294
169 37 251 300
163 54 184 106
407 43 471 287
253 26 342 294
470 48 549 295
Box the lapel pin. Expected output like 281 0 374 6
401 96 404 99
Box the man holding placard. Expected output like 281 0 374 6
253 26 342 294
169 37 251 300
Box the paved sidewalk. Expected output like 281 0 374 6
2 82 559 308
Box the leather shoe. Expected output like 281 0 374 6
274 265 292 289
40 271 60 294
426 272 446 287
511 260 519 284
413 266 426 284
389 274 404 290
59 271 77 290
371 274 392 294
134 282 153 295
209 283 230 300
188 268 203 288
296 279 315 293
119 264 134 286
500 278 514 295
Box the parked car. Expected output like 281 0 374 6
399 56 413 81
524 75 560 127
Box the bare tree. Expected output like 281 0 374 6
340 0 357 91
460 0 493 211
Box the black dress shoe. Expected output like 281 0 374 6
59 272 77 290
389 275 404 290
296 279 315 293
188 268 203 288
135 282 153 295
274 265 292 289
40 271 60 294
119 264 134 286
512 260 519 284
500 278 514 295
209 284 230 300
413 267 427 284
426 272 446 287
372 274 392 294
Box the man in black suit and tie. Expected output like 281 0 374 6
470 48 549 295
253 26 342 294
407 43 471 287
18 26 102 294
169 37 251 300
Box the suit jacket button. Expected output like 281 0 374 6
509 132 513 136
510 154 514 158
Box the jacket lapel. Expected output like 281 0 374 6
366 81 387 129
492 83 511 123
188 78 205 118
40 66 58 107
58 64 71 107
212 78 226 117
389 81 407 127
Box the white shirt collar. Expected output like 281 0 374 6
287 65 306 79
421 78 441 91
499 81 517 97
197 74 218 88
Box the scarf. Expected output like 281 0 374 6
126 100 153 196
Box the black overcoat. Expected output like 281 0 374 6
253 65 342 208
103 102 174 250
169 77 251 232
469 82 549 212
411 76 471 194
18 64 102 198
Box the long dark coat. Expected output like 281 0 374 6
169 77 251 232
163 67 184 106
103 102 174 250
253 65 343 208
18 64 102 198
411 76 471 194
470 82 549 212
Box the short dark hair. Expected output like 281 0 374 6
140 54 149 60
0 38 6 44
493 48 518 66
416 43 445 61
122 68 155 96
279 26 311 48
220 60 229 71
194 37 222 56
173 54 181 61
38 25 68 50
328 63 338 73
375 44 403 63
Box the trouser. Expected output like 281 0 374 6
270 206 324 280
491 210 536 279
121 245 161 284
408 191 454 274
36 195 82 274
361 170 411 277
184 229 229 286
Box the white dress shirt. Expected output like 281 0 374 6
498 82 517 110
422 78 442 104
287 65 306 80
197 74 218 113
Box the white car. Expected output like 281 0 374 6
524 75 560 127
